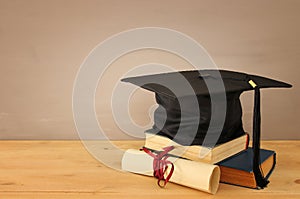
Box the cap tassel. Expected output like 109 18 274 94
252 84 269 189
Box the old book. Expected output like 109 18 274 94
144 132 249 164
122 149 221 194
217 148 276 189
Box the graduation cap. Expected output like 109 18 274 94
121 69 291 188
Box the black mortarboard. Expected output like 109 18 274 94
121 69 291 188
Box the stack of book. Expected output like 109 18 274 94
142 131 276 189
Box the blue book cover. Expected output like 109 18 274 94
216 147 276 188
218 148 275 172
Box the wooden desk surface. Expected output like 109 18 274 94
0 140 299 199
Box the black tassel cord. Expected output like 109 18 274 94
252 87 269 189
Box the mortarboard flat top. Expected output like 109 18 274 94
121 70 292 97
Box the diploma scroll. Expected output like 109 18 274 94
122 149 220 194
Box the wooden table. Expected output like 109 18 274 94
0 140 299 198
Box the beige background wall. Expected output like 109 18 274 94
0 0 299 140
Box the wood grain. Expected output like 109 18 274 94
0 140 299 198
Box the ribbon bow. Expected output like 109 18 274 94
142 146 175 188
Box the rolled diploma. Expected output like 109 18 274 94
122 149 220 194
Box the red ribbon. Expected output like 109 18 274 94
142 146 175 188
